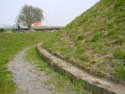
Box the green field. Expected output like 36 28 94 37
43 0 125 82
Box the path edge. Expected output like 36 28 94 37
36 43 121 94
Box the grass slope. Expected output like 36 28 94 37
0 32 56 94
43 0 125 82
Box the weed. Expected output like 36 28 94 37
113 49 125 59
115 63 125 81
91 32 102 42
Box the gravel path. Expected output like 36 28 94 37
8 48 47 94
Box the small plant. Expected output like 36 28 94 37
115 63 125 81
77 35 85 41
91 32 102 42
115 36 123 45
111 35 123 45
113 49 125 59
115 0 125 8
107 30 114 36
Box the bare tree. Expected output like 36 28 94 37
17 5 44 29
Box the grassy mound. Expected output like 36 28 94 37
43 0 125 82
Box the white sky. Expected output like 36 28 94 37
0 0 99 26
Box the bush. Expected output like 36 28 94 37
0 28 5 32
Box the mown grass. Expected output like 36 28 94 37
0 32 57 94
43 0 125 82
26 47 91 94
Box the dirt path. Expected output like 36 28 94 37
8 48 47 94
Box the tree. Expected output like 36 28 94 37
17 5 44 29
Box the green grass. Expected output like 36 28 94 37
42 0 125 82
0 32 57 94
113 49 125 59
26 47 91 94
115 63 125 81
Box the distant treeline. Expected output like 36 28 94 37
0 27 62 32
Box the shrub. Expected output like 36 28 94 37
0 28 5 32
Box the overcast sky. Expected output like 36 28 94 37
0 0 99 26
